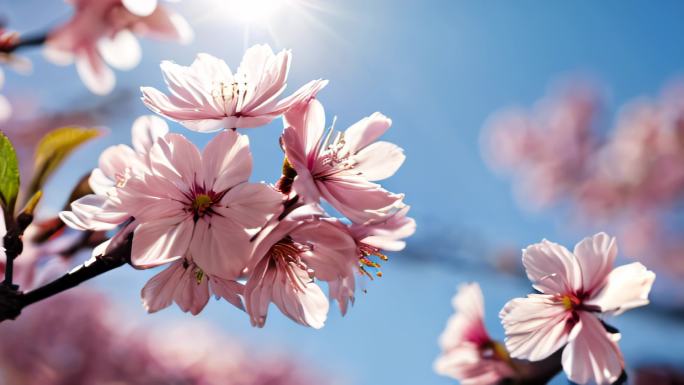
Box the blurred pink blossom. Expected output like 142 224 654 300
281 98 406 224
141 45 327 131
500 233 655 385
45 0 192 94
0 289 329 385
482 83 599 209
482 80 684 287
434 283 514 385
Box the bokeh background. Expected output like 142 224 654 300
2 1 684 384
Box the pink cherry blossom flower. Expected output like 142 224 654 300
434 283 514 385
281 98 406 224
244 204 357 328
60 115 168 231
500 232 655 385
45 0 192 94
141 44 328 132
141 258 244 315
115 129 283 278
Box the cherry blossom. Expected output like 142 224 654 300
141 258 244 315
434 283 514 385
500 233 655 385
115 129 283 276
281 98 406 224
244 204 357 328
60 115 168 231
45 0 192 94
141 44 327 132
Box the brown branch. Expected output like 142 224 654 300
0 33 47 54
0 233 131 323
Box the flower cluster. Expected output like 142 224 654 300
482 80 684 285
61 44 415 328
2 204 323 384
435 233 655 385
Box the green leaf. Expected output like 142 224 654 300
28 127 100 196
0 131 20 215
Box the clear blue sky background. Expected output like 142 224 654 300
2 1 684 384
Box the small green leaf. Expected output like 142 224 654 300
29 127 100 196
0 131 20 215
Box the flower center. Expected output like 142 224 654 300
211 76 249 112
315 121 359 179
560 294 582 310
192 194 214 218
358 243 388 279
269 238 313 292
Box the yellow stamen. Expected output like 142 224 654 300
193 194 213 216
357 245 389 280
562 296 572 310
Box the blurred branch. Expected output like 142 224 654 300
0 32 46 54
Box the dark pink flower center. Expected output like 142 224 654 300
183 185 226 221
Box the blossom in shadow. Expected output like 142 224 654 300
244 204 357 328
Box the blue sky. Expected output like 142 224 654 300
3 1 684 384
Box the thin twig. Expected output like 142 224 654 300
0 33 47 54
